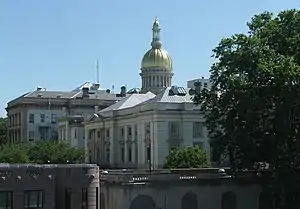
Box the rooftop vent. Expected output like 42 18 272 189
37 93 43 98
106 89 111 94
57 94 62 98
36 86 42 91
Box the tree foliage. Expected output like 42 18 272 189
0 117 7 145
164 146 211 169
195 9 300 208
0 141 85 164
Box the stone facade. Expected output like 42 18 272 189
100 168 265 209
6 82 125 143
85 87 210 169
0 164 99 209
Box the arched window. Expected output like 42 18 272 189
182 192 198 209
221 191 237 209
129 195 156 209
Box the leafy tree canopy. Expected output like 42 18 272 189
0 117 7 145
0 141 85 164
196 9 300 169
195 9 300 209
164 146 211 169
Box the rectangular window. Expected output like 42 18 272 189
24 190 43 208
127 126 132 137
96 187 99 209
51 114 56 123
97 130 101 139
169 122 179 137
106 148 110 163
135 142 138 164
65 188 71 209
74 128 77 139
146 146 151 163
121 147 125 163
28 131 34 141
82 188 88 209
106 129 110 138
121 127 124 138
0 191 13 209
128 146 132 162
40 114 45 123
29 114 34 123
193 122 203 138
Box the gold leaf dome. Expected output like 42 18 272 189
141 48 172 69
141 18 172 70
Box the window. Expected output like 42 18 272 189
40 114 45 123
24 190 43 208
135 141 138 164
128 146 132 162
74 129 77 139
127 126 132 137
146 146 151 163
121 147 125 163
65 188 71 209
82 188 88 209
96 188 99 209
193 122 203 138
97 130 100 139
0 191 13 209
51 114 56 123
29 114 34 123
120 127 124 138
28 131 34 141
169 122 179 137
106 129 110 138
106 148 110 163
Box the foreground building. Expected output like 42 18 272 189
6 82 125 143
0 163 270 209
100 168 267 209
0 164 99 209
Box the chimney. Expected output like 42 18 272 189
82 87 89 98
120 86 126 97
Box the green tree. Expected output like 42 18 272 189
0 117 7 145
195 9 300 209
0 144 30 163
164 146 211 169
27 141 85 164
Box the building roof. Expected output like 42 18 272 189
99 92 155 113
142 86 193 104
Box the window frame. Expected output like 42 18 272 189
24 190 43 209
40 114 45 123
82 188 88 209
29 114 34 124
0 191 13 209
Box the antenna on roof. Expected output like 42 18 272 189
96 59 99 84
112 85 115 94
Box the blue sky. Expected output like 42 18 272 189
0 0 298 116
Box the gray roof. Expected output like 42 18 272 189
142 86 193 104
99 92 155 113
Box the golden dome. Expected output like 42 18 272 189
141 17 172 70
141 48 172 69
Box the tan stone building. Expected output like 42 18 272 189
6 82 126 143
